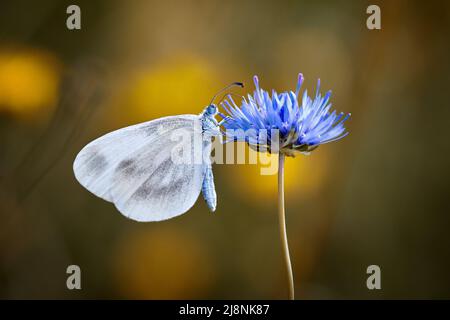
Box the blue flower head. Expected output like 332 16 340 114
219 74 351 156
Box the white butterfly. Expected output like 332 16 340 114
73 82 243 222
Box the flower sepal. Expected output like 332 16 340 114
280 144 319 157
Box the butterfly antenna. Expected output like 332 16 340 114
216 92 242 107
209 82 244 106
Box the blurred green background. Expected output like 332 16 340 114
1 0 449 299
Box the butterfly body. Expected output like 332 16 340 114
201 162 216 212
199 104 220 212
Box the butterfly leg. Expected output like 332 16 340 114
201 164 217 212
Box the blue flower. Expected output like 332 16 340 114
219 74 351 156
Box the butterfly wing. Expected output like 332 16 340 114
73 115 206 221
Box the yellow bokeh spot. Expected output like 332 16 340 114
0 49 60 120
224 143 329 205
113 226 214 299
111 56 218 124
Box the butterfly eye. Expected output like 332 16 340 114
207 104 218 115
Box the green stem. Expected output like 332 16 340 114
278 153 295 300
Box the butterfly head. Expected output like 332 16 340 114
205 104 218 116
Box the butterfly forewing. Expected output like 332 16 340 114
73 115 206 221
